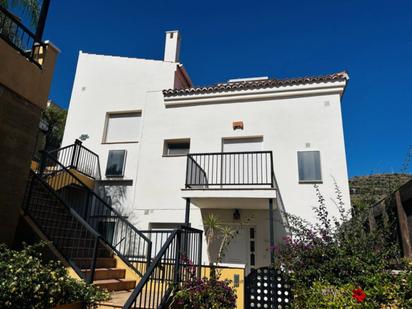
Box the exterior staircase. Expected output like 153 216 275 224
24 171 137 294
24 141 203 308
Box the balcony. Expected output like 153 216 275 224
0 5 45 67
182 151 277 209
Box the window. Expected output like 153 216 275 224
163 139 190 156
104 112 141 143
222 136 263 152
297 151 322 183
105 150 127 177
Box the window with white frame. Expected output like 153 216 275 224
104 112 141 143
105 150 127 177
297 151 322 183
163 139 190 156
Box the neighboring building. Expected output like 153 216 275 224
0 2 59 245
62 31 351 272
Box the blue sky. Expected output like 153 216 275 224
40 0 412 177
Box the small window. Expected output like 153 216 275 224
163 139 190 156
105 150 127 177
104 112 141 143
297 151 322 183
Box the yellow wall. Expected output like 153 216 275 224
201 265 245 309
46 168 95 190
0 39 59 109
114 256 142 283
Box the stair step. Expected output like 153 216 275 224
97 291 132 308
83 268 126 280
73 257 116 268
94 279 136 292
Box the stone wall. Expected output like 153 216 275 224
0 84 41 244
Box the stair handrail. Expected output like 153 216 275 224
123 225 203 309
37 149 152 276
123 230 179 309
24 171 103 283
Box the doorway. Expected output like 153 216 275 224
221 225 256 273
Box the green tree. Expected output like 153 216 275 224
42 103 67 152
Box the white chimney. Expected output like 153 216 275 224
164 30 181 62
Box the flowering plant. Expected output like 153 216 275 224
172 255 237 309
274 181 412 308
0 242 109 309
352 288 366 303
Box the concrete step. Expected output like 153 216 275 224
94 279 136 292
97 291 132 308
82 268 126 280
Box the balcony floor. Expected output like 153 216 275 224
181 188 276 209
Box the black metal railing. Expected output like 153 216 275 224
23 171 108 283
0 5 45 66
123 226 202 309
185 151 275 189
45 140 101 180
35 149 152 277
141 230 174 260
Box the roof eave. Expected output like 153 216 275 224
164 80 347 107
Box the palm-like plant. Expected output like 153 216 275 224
217 225 236 263
0 0 40 52
0 0 40 28
203 214 236 279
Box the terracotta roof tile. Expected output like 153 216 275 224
163 71 348 97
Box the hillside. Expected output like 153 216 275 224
349 173 412 206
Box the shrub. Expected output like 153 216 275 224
173 256 237 309
274 183 412 307
0 242 109 309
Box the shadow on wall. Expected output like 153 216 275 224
98 180 133 218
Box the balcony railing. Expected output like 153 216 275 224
43 140 101 180
0 5 45 66
185 151 275 189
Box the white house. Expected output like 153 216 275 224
62 30 351 273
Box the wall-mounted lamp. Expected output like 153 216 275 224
233 121 244 130
79 134 89 141
233 209 240 220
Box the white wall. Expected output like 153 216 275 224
62 51 179 186
63 51 351 266
136 91 350 224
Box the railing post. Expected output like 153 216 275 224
38 150 47 176
269 151 275 188
34 0 50 43
197 232 202 278
174 230 182 285
88 236 99 284
185 155 190 188
147 241 152 269
71 139 82 169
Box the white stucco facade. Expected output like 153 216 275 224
62 31 351 270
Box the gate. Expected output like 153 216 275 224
245 267 291 309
